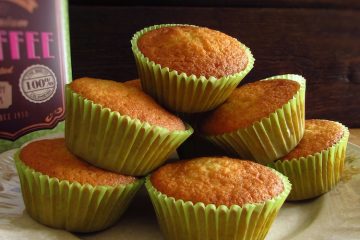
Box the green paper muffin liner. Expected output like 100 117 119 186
145 170 291 240
268 124 349 201
14 151 144 233
205 74 306 165
131 24 255 113
65 86 193 176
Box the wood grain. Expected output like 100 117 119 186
70 0 360 9
69 6 360 126
350 129 360 146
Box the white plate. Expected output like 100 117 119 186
0 141 359 240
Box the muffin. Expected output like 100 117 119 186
201 74 306 164
269 119 349 201
65 77 193 176
15 138 143 232
146 157 291 240
123 79 142 89
131 24 254 113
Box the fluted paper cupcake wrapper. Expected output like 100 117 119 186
268 125 349 201
145 170 291 240
131 24 255 113
205 74 306 165
65 86 193 176
14 151 144 233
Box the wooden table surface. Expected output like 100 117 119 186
69 4 360 128
350 129 360 145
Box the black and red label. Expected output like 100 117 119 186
0 0 69 140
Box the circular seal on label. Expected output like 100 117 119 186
19 65 57 104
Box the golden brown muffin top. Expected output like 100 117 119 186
70 77 185 131
137 26 248 79
150 157 284 207
282 119 344 160
201 79 300 135
123 79 142 90
20 139 136 186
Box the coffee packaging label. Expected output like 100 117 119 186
0 0 70 142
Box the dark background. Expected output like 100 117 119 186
68 0 360 127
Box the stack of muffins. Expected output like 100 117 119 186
14 23 349 240
14 74 193 232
